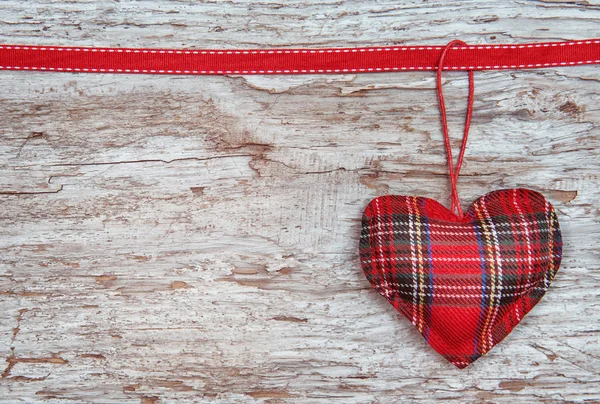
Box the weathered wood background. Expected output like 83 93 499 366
1 1 599 402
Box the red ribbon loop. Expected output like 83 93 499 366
436 40 475 219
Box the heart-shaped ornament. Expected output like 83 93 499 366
359 188 562 368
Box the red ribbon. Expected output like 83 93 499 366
0 39 599 75
436 40 475 219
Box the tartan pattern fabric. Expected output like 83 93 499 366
359 188 562 369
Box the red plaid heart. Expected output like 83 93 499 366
359 188 562 368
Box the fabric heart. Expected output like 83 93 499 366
359 188 562 368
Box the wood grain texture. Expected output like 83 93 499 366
1 1 599 402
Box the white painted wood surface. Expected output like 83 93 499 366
1 1 599 402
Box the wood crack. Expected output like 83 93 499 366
0 185 63 195
48 155 254 167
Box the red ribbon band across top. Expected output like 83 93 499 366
0 39 599 75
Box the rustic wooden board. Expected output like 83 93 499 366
1 1 599 402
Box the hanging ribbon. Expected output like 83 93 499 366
0 39 598 75
436 40 475 219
